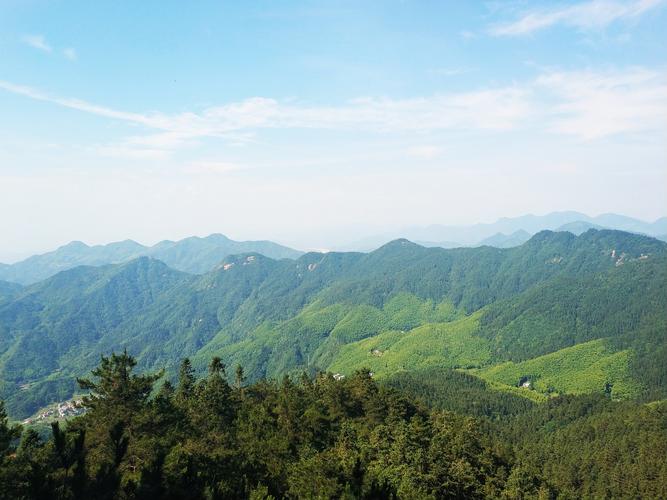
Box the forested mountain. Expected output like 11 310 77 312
1 229 665 420
0 234 303 285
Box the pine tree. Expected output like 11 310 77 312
77 350 162 417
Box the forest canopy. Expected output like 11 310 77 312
1 352 665 499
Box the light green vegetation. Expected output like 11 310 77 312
327 313 489 378
195 293 464 380
477 338 642 399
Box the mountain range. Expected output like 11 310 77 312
3 212 665 287
1 228 665 419
0 234 302 285
343 211 667 250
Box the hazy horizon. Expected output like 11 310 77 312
1 209 665 264
2 1 666 262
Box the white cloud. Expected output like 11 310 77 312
491 0 664 36
21 34 52 52
63 48 77 60
537 68 667 139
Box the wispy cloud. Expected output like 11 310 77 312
63 48 77 60
21 34 52 52
490 0 664 36
20 34 78 60
0 80 155 125
1 66 665 159
0 79 533 158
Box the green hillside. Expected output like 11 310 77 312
476 338 642 399
327 314 488 377
1 229 666 418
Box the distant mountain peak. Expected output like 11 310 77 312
556 220 604 235
477 229 532 248
381 238 423 249
526 229 572 244
61 240 89 250
204 233 232 242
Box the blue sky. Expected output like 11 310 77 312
1 0 666 259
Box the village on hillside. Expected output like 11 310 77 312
22 399 85 425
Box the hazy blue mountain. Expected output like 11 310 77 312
0 240 147 285
649 217 667 235
0 280 22 293
0 280 22 305
144 233 303 274
1 229 665 418
591 213 651 234
556 221 605 235
540 216 661 237
477 230 531 248
371 211 591 248
343 212 667 251
414 240 463 248
0 234 303 285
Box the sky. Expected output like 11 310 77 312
1 0 666 261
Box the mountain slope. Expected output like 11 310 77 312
0 280 21 306
477 339 640 399
0 258 192 415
